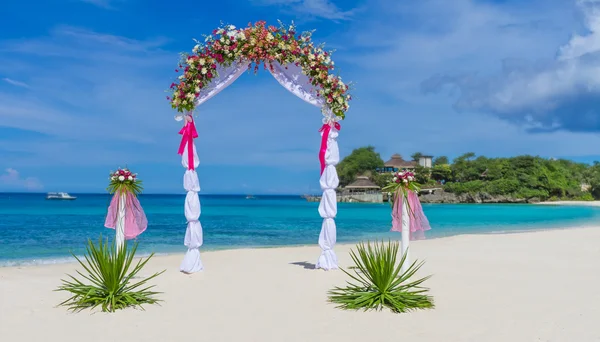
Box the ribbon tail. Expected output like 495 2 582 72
319 125 331 175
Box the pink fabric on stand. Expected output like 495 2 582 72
104 191 148 240
391 190 431 240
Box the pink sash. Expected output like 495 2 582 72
104 192 148 240
391 190 431 240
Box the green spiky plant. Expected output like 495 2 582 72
56 235 164 312
328 240 434 313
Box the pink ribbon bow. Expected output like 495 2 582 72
319 122 341 175
178 116 198 170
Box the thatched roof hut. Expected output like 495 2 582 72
345 176 380 190
384 154 416 169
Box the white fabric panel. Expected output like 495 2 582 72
181 141 200 170
180 143 203 273
316 218 338 270
184 191 200 221
184 221 203 249
183 170 200 192
269 62 323 108
315 126 340 270
115 192 126 252
194 61 249 107
180 249 203 274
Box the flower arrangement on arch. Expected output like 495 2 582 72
382 170 420 212
107 168 143 195
168 21 352 118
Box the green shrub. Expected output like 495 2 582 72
56 236 164 312
328 241 434 313
444 180 485 195
484 179 520 195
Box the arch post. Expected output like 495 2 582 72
316 120 340 270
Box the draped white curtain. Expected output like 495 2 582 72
178 60 340 272
179 141 203 273
269 62 340 270
196 61 249 106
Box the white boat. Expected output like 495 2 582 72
46 192 77 200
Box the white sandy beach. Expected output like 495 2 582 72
537 200 600 207
1 227 600 342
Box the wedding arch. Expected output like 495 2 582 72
168 21 352 273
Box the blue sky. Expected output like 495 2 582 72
2 0 600 194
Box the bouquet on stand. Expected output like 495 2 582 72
105 167 147 247
382 170 431 272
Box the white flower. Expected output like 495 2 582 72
187 93 195 100
195 86 200 92
178 75 184 80
111 176 116 181
194 79 200 84
128 176 133 181
393 177 397 182
336 96 343 104
192 45 200 53
183 99 188 105
226 30 236 38
220 37 225 43
237 32 246 40
201 67 207 74
118 175 125 181
267 33 274 40
408 176 414 181
403 179 408 183
228 25 236 30
199 58 205 65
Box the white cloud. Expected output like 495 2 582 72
254 0 355 20
0 168 43 190
2 78 29 88
419 0 600 132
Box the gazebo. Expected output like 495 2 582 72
344 176 380 193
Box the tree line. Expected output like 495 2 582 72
337 146 600 201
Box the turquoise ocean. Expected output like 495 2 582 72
1 193 599 266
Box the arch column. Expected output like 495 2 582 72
316 127 340 270
178 116 203 273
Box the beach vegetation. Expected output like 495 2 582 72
56 236 164 312
337 146 385 187
328 241 434 313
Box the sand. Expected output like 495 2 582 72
1 227 600 342
537 200 600 207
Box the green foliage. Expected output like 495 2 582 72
328 241 434 313
433 156 449 166
336 146 385 187
410 152 423 162
443 153 593 200
431 164 452 182
370 171 391 188
413 165 430 184
56 236 164 312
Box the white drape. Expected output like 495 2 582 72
180 142 203 273
195 61 249 106
269 62 340 270
316 129 340 270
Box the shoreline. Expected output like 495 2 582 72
1 223 596 269
1 226 599 341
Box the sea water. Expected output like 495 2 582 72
1 193 599 266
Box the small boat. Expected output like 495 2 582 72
46 192 77 200
245 195 256 200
